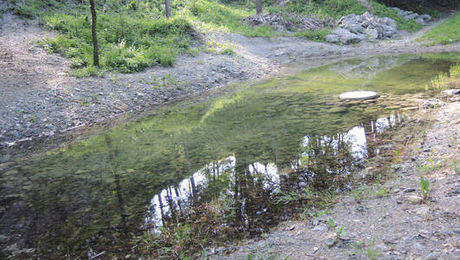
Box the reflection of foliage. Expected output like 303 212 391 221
298 135 354 189
427 62 460 90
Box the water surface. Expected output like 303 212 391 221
1 54 459 258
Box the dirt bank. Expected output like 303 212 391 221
212 100 460 259
1 11 460 162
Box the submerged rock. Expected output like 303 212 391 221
339 91 379 100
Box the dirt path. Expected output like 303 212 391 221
213 101 460 259
1 11 460 161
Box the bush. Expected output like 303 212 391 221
43 11 194 72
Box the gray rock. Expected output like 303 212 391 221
333 28 363 44
365 28 379 41
421 98 446 109
443 89 460 96
326 34 340 43
325 238 336 247
333 11 398 43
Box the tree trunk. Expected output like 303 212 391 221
165 0 171 18
256 0 262 15
89 0 99 67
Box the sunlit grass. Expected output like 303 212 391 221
420 12 460 45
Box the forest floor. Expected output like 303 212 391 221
215 100 460 259
1 10 460 161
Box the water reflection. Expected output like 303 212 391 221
145 113 401 237
0 54 457 258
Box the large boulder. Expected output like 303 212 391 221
329 28 365 44
326 11 398 44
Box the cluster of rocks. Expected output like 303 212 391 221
244 13 327 32
326 11 398 44
392 7 431 25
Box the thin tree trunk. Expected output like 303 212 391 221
165 0 171 18
89 0 99 67
256 0 262 15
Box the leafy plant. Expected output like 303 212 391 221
327 218 336 229
336 226 344 239
420 176 430 201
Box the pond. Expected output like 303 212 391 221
1 53 459 258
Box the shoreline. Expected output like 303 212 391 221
1 12 460 161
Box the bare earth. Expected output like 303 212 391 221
216 102 460 259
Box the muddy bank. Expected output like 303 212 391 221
214 101 460 259
1 11 460 161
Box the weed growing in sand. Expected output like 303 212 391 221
351 238 380 258
366 238 380 259
451 160 460 174
327 218 336 229
335 226 344 239
420 176 430 201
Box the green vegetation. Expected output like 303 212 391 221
420 176 430 201
420 12 460 45
6 0 435 74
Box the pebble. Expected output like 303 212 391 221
406 195 422 204
325 238 336 247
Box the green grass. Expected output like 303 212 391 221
420 12 460 45
294 28 332 42
42 13 194 72
8 0 433 74
268 0 368 20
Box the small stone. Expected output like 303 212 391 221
215 247 226 254
313 247 319 253
325 238 336 247
312 224 328 232
406 195 422 204
425 252 440 260
403 188 416 193
453 228 460 234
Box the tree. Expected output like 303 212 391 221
89 0 99 67
165 0 171 18
256 0 262 15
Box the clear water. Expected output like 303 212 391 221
1 54 459 258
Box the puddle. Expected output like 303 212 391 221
0 53 459 258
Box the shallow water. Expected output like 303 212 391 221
0 54 459 258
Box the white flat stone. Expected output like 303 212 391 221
339 91 379 100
